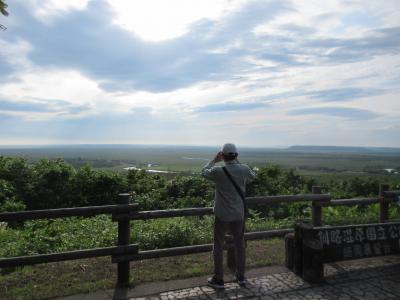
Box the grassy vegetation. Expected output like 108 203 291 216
2 204 400 299
0 239 284 300
2 205 395 260
0 215 290 258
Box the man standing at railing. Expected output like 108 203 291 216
202 143 256 289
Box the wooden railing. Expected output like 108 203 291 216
0 185 399 287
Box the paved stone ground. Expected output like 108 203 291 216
127 256 400 300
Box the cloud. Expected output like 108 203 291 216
0 109 187 143
0 58 14 80
5 0 400 95
303 27 400 64
4 0 291 93
0 39 32 82
0 98 89 115
196 101 266 112
306 87 382 102
289 106 379 120
0 0 399 146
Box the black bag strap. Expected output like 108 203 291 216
222 166 248 218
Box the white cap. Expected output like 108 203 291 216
222 143 238 155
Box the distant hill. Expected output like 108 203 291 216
285 145 400 154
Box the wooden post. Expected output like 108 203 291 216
312 186 322 226
293 223 303 275
284 232 295 269
379 184 390 223
117 193 131 287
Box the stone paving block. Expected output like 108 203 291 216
332 264 400 284
159 287 207 300
257 296 275 300
336 281 397 300
377 264 400 277
129 258 400 300
366 274 400 296
200 283 256 299
262 292 308 300
325 262 400 284
323 263 351 284
337 268 378 282
324 264 340 277
335 257 400 272
272 272 311 290
382 272 400 282
275 283 353 300
247 275 292 296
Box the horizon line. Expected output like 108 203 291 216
0 143 399 150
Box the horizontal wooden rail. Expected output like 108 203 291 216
0 186 396 287
383 218 400 223
0 204 138 222
0 244 138 268
112 244 213 263
112 228 293 263
384 190 400 197
112 194 331 221
320 196 400 207
320 198 380 207
113 207 214 221
246 194 331 205
243 228 293 240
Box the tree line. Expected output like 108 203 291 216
0 156 398 214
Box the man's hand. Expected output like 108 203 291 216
213 151 223 163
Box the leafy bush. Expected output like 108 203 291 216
322 204 380 225
0 179 26 213
132 217 213 250
0 155 399 261
0 199 26 213
70 165 127 206
0 215 117 257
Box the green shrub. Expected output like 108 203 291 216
132 217 213 250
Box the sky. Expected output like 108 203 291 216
0 0 399 147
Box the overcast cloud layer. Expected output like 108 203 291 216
0 0 399 147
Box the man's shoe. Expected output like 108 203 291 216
207 276 224 289
235 272 246 286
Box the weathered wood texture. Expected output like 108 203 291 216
112 194 331 221
117 193 131 287
112 244 213 263
379 184 390 223
321 198 380 206
112 228 293 263
0 244 138 268
0 203 138 222
246 194 331 205
284 233 295 269
112 207 214 221
384 190 400 197
312 186 323 226
0 194 331 223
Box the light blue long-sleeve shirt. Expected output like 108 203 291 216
201 159 256 221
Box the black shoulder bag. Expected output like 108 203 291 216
222 166 249 219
